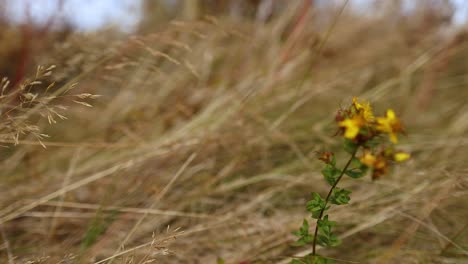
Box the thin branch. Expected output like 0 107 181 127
312 147 358 255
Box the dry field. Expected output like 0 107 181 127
0 2 467 263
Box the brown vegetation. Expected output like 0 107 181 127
0 1 467 263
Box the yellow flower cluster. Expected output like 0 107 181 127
360 149 410 179
337 97 410 179
338 97 404 143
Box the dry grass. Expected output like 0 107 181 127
0 2 467 264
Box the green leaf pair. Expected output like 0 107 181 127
292 219 314 246
306 192 329 219
321 164 341 185
317 215 341 247
330 188 352 205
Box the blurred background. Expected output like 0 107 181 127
2 0 468 32
1 1 467 263
1 0 467 88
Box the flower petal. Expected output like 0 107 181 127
394 152 410 162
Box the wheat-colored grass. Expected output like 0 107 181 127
0 2 467 264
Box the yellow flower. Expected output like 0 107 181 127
353 97 375 122
394 152 410 162
339 116 364 139
360 151 376 167
376 109 403 143
360 150 389 179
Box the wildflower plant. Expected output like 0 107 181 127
291 97 410 263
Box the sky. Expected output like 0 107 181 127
3 0 143 32
2 0 468 32
350 0 467 24
452 0 468 24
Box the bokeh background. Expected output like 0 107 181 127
3 0 468 32
0 1 467 263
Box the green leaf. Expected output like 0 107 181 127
217 258 225 264
306 192 329 219
292 219 314 246
330 188 352 205
321 164 341 185
294 235 314 246
343 139 358 154
300 219 309 234
317 215 336 235
316 215 341 247
318 233 341 247
345 158 368 178
345 168 366 178
329 233 341 247
351 157 362 167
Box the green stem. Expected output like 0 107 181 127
312 146 359 256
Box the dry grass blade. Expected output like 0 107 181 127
47 149 81 239
94 231 182 264
37 201 212 219
1 154 146 223
110 153 198 262
0 223 14 264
